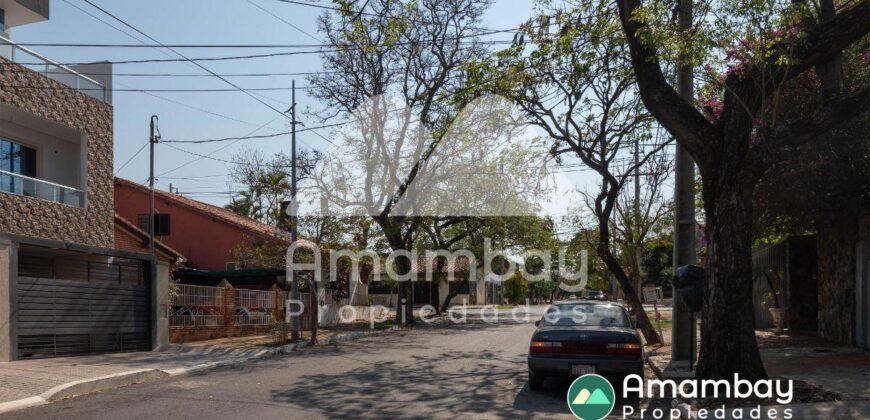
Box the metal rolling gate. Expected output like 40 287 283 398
16 251 151 359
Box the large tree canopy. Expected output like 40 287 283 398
614 0 870 378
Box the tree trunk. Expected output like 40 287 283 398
439 282 466 313
599 246 663 345
392 254 416 325
696 182 767 380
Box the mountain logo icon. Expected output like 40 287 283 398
567 374 616 420
571 388 612 405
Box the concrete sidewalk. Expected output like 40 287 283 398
0 343 291 414
0 329 374 415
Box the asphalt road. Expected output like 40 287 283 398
1 313 640 419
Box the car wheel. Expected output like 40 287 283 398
528 371 545 391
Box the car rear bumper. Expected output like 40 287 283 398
528 355 643 378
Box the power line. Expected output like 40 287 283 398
3 42 330 48
247 0 323 43
156 114 285 177
59 0 292 128
162 121 345 143
115 140 149 174
1 50 334 66
4 40 513 49
0 84 313 92
61 0 313 180
80 0 293 120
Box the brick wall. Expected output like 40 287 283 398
114 224 146 253
0 58 114 248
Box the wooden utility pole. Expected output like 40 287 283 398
671 0 697 367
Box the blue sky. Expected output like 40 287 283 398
12 0 633 235
12 0 546 201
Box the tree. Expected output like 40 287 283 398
504 272 529 304
752 37 870 343
611 147 673 294
613 0 870 378
226 148 320 226
464 0 667 344
309 0 496 324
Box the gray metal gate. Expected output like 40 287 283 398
16 253 151 359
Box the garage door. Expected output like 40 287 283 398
16 255 151 359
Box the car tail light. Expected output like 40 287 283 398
606 343 642 355
530 341 562 353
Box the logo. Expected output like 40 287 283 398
567 374 615 420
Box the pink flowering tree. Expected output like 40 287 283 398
614 0 870 379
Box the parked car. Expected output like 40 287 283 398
527 301 644 390
585 290 606 300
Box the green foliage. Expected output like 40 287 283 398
529 279 559 304
640 234 673 288
269 312 290 347
752 37 870 243
504 272 529 304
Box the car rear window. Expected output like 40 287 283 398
540 304 629 327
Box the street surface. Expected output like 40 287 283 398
0 307 639 419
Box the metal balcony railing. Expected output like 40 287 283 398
0 169 85 208
0 34 107 102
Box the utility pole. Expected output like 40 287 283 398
672 0 697 367
289 80 301 342
633 139 641 295
149 115 160 257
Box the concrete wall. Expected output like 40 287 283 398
319 304 389 327
0 239 16 361
153 262 170 348
0 58 114 248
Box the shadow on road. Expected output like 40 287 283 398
267 322 571 418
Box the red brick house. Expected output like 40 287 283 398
114 177 308 272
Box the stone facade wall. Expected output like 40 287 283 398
0 58 114 248
816 207 859 344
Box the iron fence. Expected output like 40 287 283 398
234 289 276 326
169 284 226 328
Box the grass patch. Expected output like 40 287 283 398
650 318 672 330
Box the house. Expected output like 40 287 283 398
751 211 870 350
364 256 502 308
115 178 316 285
0 2 170 361
114 214 185 267
115 177 290 271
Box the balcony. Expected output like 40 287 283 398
0 34 108 102
0 169 84 208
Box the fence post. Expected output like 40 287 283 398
219 279 234 337
271 284 284 323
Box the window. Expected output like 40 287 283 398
226 261 246 271
137 213 171 236
0 138 37 178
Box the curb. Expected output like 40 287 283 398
0 370 169 415
41 369 170 402
0 328 386 415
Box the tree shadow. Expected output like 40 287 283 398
268 322 570 418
